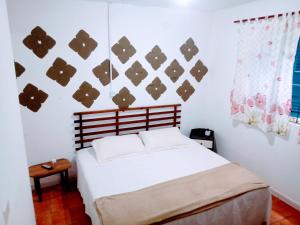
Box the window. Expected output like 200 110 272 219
291 38 300 123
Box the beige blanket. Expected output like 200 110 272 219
95 163 268 225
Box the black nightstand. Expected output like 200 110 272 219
190 128 217 153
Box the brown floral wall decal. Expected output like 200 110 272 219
92 59 119 86
125 61 148 86
46 57 76 87
23 26 56 58
72 81 100 108
180 38 199 62
112 87 135 109
177 80 195 102
190 60 208 82
14 62 25 78
146 77 167 100
145 45 167 70
69 30 97 60
19 83 48 112
111 36 136 64
165 59 184 83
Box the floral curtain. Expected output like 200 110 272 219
231 13 300 136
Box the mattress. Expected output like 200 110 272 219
76 139 271 225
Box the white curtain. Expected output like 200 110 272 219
231 13 300 136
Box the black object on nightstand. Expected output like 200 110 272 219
190 128 217 153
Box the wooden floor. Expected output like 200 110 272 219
33 183 91 225
271 197 300 225
33 183 300 225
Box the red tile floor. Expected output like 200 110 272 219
271 197 300 225
33 183 300 225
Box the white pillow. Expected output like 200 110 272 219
139 127 188 151
92 134 146 163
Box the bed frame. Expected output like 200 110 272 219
74 104 181 151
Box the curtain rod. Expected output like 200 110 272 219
233 10 300 24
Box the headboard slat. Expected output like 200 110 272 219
74 116 180 131
115 111 119 136
78 114 84 150
73 104 181 150
146 108 150 131
74 104 181 115
74 110 181 124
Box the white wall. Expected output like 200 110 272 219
6 0 300 210
204 0 300 208
7 0 212 182
0 0 36 224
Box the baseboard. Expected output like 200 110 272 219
270 187 300 211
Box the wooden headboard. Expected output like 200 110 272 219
74 104 181 150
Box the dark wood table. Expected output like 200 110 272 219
29 158 72 202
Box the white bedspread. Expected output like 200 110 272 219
76 139 271 225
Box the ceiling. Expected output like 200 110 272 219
84 0 259 11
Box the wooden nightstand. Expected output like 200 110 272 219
29 158 71 202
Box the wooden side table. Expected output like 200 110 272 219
29 158 72 202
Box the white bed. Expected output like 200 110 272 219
76 138 271 225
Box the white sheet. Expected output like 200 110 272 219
76 139 270 225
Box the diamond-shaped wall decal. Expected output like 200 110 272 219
145 45 167 70
146 77 166 100
73 81 100 108
165 59 184 83
92 59 119 86
180 38 199 62
19 83 48 112
14 62 25 78
69 30 97 60
112 87 135 109
23 26 56 58
46 57 76 87
176 80 195 102
190 60 208 82
111 36 136 64
125 61 148 86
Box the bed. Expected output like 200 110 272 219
74 104 271 225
